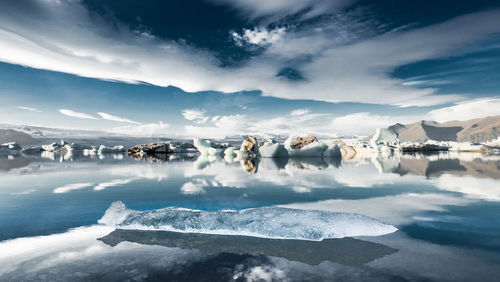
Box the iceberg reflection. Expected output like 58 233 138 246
99 229 397 265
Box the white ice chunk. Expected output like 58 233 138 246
284 136 328 158
323 144 342 158
99 201 397 241
83 146 98 156
98 145 126 155
42 142 64 152
1 142 21 150
370 128 400 149
193 138 223 156
260 141 289 158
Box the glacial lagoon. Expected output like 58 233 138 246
1 152 500 281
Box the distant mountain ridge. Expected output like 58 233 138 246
384 115 500 143
0 129 39 146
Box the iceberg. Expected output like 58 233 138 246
322 144 342 158
370 128 400 152
83 146 98 156
284 136 328 158
42 140 73 152
41 142 64 152
1 142 21 150
193 138 224 156
259 140 289 158
238 137 260 157
99 202 397 241
98 145 126 154
64 143 88 153
0 142 21 156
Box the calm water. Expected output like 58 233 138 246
1 152 500 281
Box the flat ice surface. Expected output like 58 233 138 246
99 201 397 240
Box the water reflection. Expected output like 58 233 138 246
1 151 500 281
0 226 498 282
99 229 397 265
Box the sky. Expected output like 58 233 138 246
0 0 499 138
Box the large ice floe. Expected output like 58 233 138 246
259 140 289 158
99 201 397 241
284 136 328 158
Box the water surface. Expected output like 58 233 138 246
1 152 499 281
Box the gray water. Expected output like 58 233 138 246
0 151 499 281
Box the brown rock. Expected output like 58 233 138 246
127 143 171 155
259 140 270 147
240 137 259 154
290 136 317 149
240 158 259 174
339 144 357 160
326 140 357 160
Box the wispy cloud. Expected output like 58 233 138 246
108 121 169 137
428 98 500 122
211 0 354 21
330 113 412 136
182 109 209 124
98 112 141 124
1 0 498 108
232 27 285 46
58 109 98 120
290 108 310 116
17 106 42 113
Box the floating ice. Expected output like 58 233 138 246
0 142 21 156
98 145 126 154
193 138 223 156
1 142 21 150
42 142 64 152
260 141 289 158
99 202 397 241
284 136 328 158
83 146 98 156
323 144 342 158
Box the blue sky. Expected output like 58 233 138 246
0 0 499 137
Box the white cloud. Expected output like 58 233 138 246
97 112 141 124
232 27 285 46
0 1 499 108
182 111 337 138
17 106 42 113
182 110 415 138
182 109 209 124
281 193 474 225
107 121 170 137
211 0 354 21
290 108 310 116
428 98 500 122
436 174 500 201
58 109 97 120
330 112 413 136
184 114 248 139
